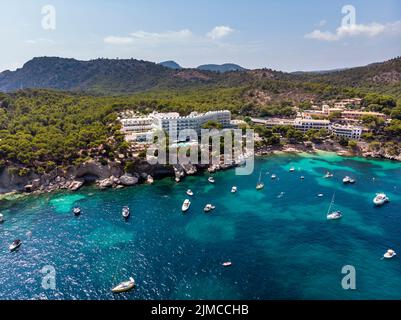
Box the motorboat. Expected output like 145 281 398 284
111 277 136 293
186 189 194 196
0 213 4 224
384 249 397 259
147 175 154 184
318 194 324 197
300 176 305 180
182 199 191 212
231 186 238 193
122 206 130 219
373 193 389 206
326 193 343 220
208 177 215 184
289 167 295 172
9 239 22 252
73 207 81 216
343 176 356 184
324 172 334 179
222 262 232 267
271 174 277 180
204 204 216 213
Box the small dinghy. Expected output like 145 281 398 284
289 167 295 172
111 277 136 293
182 199 191 212
147 175 154 184
204 204 216 213
73 207 81 216
9 239 22 252
208 177 215 184
271 174 277 180
0 213 4 224
373 193 389 206
318 194 324 198
222 262 232 267
343 176 356 184
384 249 397 259
300 176 305 180
324 172 334 179
122 206 130 220
186 189 194 196
231 186 238 193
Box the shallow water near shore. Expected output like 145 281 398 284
1 152 401 300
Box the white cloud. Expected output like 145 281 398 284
206 26 234 40
305 20 401 41
317 20 327 27
104 29 193 45
104 36 134 45
25 38 55 45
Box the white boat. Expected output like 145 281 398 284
271 174 277 179
111 277 135 293
147 175 154 184
9 239 22 252
186 189 194 196
343 176 356 184
300 176 305 180
231 186 238 193
0 213 4 224
324 172 334 179
222 262 232 267
182 199 191 212
256 171 264 190
73 207 81 216
204 204 216 213
373 193 389 206
122 206 130 219
289 167 295 172
384 249 397 259
326 193 342 220
208 177 215 184
318 194 324 197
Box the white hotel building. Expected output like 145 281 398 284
251 117 363 140
121 110 232 142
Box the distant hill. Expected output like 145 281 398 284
197 63 246 73
0 56 400 99
158 60 182 70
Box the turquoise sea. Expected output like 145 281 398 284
1 152 401 300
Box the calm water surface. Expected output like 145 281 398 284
1 152 401 300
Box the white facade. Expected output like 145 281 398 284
330 124 363 140
149 110 231 135
121 110 232 142
121 117 153 142
294 119 330 132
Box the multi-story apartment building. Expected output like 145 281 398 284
293 119 331 132
251 118 362 140
330 124 363 140
121 110 232 142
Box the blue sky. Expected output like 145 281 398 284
0 0 400 72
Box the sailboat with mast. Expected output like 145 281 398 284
327 192 342 220
256 170 264 190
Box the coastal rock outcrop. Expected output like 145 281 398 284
119 174 139 186
69 180 84 191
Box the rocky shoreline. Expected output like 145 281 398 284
1 141 400 199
